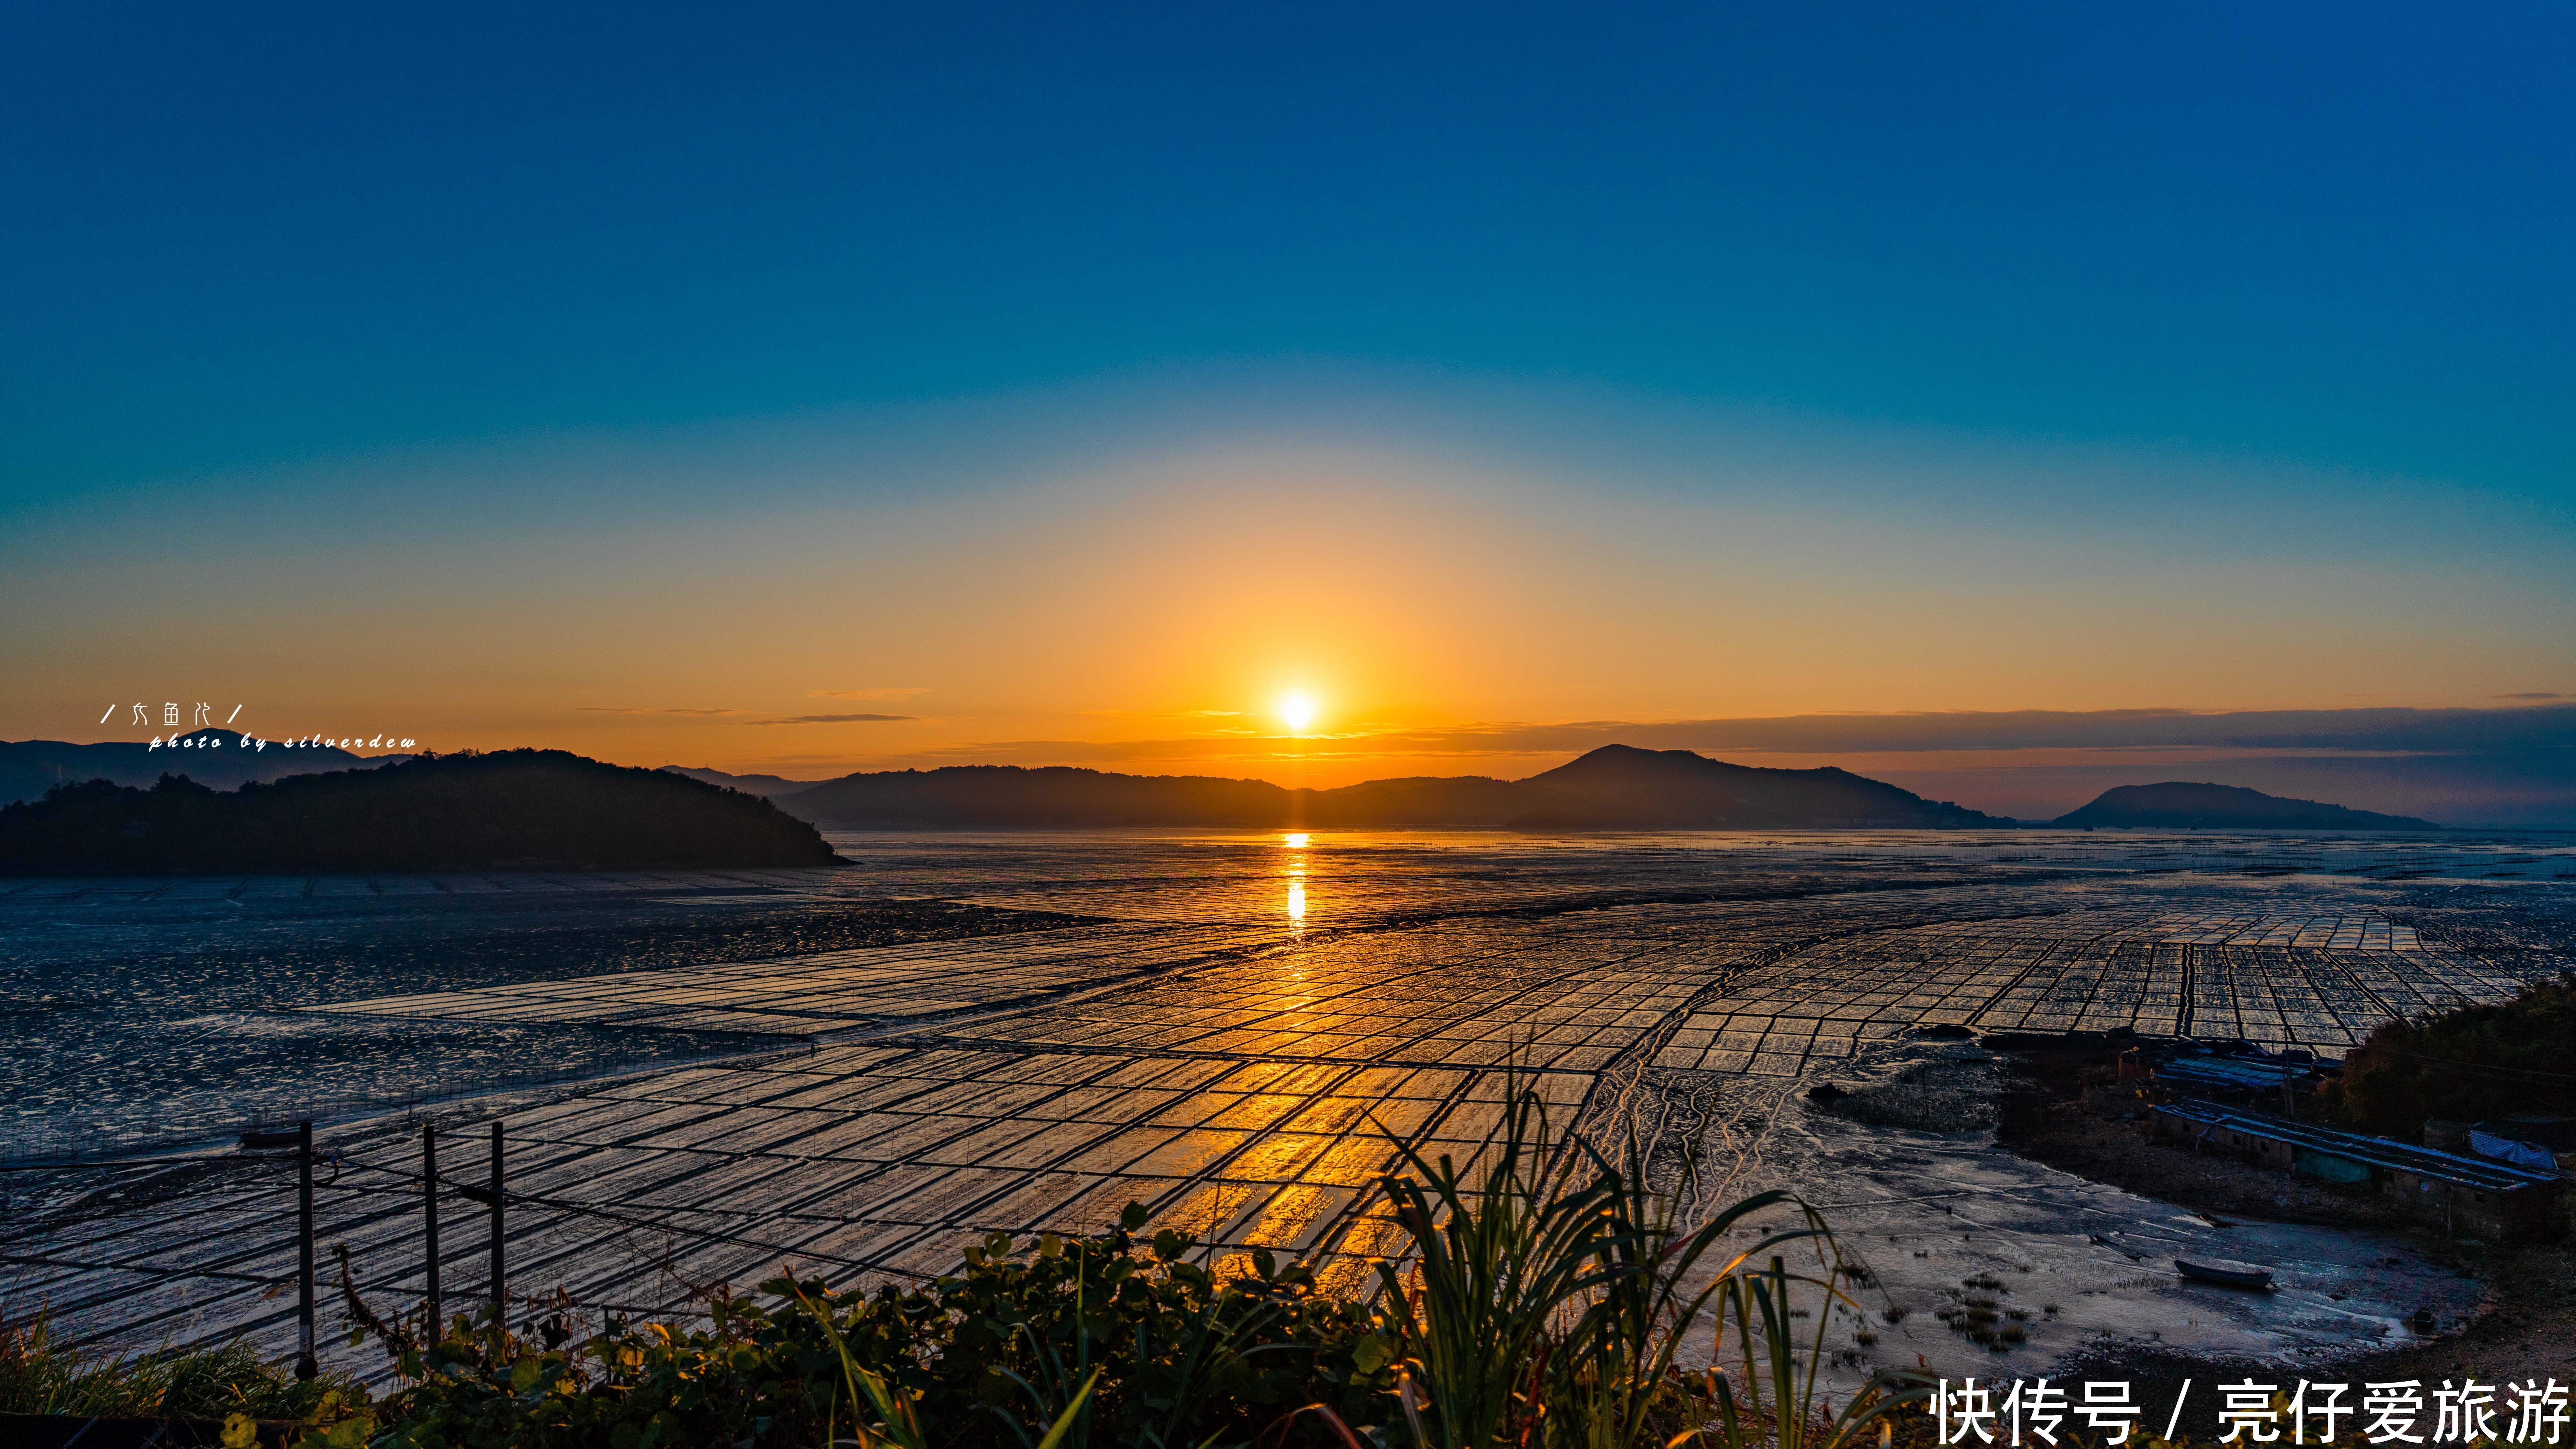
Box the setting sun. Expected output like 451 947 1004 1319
1279 693 1316 733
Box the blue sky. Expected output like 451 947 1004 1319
5 2 2572 819
7 1 2569 495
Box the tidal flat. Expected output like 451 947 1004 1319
4 829 2572 1388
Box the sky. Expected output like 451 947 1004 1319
5 2 2573 821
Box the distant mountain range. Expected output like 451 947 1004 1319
2051 781 2441 831
662 765 818 798
0 731 389 806
688 745 2015 830
0 738 2447 838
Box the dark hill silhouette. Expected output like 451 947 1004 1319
2052 781 2440 831
773 764 1293 828
660 765 826 798
0 730 385 806
771 745 2010 830
1506 744 2003 829
1301 774 1527 827
0 749 841 875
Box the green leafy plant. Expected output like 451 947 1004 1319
359 1205 1391 1449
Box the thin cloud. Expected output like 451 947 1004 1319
2495 692 2563 701
809 688 929 701
579 706 746 716
745 713 917 725
1077 708 1250 721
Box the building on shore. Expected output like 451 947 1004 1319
2150 1099 2560 1242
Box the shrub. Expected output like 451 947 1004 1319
2329 975 2576 1135
360 1212 1390 1449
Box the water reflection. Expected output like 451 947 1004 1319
1283 831 1309 925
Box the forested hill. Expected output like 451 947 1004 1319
0 730 382 806
771 744 2011 830
0 749 842 874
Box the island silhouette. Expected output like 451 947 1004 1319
2051 780 2441 831
0 729 385 806
0 749 840 874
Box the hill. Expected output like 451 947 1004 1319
2051 780 2440 830
0 731 385 806
0 749 841 874
1504 744 2003 829
771 744 2011 830
660 765 828 798
776 764 1294 828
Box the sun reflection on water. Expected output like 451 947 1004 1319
1283 831 1309 925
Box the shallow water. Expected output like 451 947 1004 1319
0 884 1096 1160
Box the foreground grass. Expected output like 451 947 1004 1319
0 1307 360 1422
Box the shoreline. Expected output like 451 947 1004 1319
1986 1034 2576 1394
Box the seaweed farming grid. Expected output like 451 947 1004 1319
4 830 2570 1378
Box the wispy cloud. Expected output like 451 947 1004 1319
579 706 746 716
2495 692 2563 701
745 713 917 725
809 688 929 701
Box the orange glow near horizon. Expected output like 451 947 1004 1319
10 434 2567 825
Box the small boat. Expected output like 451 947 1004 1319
2176 1258 2274 1290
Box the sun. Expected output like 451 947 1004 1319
1278 693 1316 733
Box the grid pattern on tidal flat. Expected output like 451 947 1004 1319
16 860 2571 1368
309 922 1285 1034
10 1045 1585 1356
1649 910 2520 1072
939 925 1732 1072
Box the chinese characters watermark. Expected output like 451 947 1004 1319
1930 1379 2570 1446
96 703 415 754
